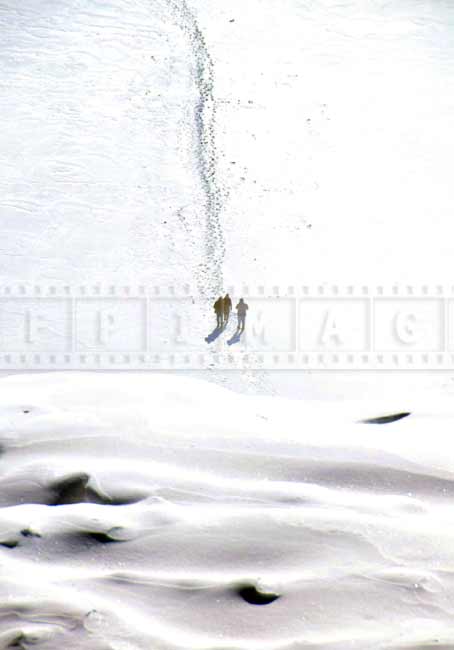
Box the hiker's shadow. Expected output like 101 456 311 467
205 323 226 344
227 328 243 346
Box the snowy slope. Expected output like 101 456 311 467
0 0 223 295
2 0 454 399
200 0 454 288
6 0 453 288
0 371 454 648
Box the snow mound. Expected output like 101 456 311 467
0 372 453 648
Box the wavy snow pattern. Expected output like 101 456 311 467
0 372 453 648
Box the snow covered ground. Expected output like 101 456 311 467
1 371 454 649
2 0 454 398
3 0 454 288
2 1 454 646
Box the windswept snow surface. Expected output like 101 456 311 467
1 371 454 648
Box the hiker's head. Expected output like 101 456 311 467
239 298 244 303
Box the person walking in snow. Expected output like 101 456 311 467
223 293 232 324
214 296 224 328
236 298 248 332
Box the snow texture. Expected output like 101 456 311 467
1 0 225 296
2 2 454 643
0 371 454 649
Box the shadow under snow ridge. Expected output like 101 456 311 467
0 372 453 649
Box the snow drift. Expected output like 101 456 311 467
0 371 453 648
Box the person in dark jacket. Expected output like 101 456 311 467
214 296 224 327
236 298 248 332
223 293 232 324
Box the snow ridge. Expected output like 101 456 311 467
1 372 454 649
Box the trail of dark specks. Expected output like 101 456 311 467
166 0 225 297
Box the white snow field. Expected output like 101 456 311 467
2 0 454 398
1 0 223 293
0 371 454 649
2 0 454 289
2 1 454 646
